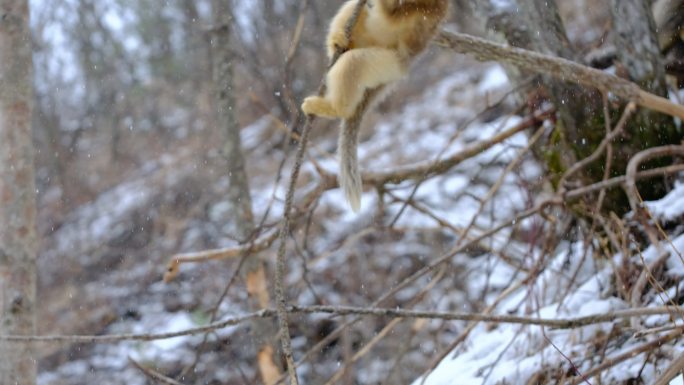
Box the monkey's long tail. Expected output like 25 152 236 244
338 115 363 212
338 87 384 212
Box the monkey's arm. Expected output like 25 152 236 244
326 0 360 59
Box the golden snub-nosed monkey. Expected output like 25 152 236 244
301 0 449 212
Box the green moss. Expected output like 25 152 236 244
542 126 566 189
190 309 211 326
540 102 683 214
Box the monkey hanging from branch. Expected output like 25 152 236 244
301 0 449 212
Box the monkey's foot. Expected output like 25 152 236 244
302 96 340 119
328 32 350 54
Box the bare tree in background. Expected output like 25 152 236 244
0 0 38 384
210 1 282 383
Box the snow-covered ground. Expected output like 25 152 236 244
418 226 684 384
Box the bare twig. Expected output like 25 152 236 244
565 164 684 200
624 145 684 217
129 357 187 385
274 1 368 383
1 310 270 343
634 323 683 338
594 92 616 214
568 328 684 385
4 305 683 344
364 108 553 185
559 102 636 189
630 251 670 326
281 0 310 128
274 62 310 385
634 244 684 324
544 332 591 385
164 228 279 282
654 353 684 385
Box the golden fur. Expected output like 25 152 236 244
301 0 448 211
302 0 448 119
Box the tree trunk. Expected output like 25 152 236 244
653 0 684 53
519 0 602 143
606 0 682 205
210 2 282 384
612 0 667 93
474 0 684 213
474 0 600 179
0 1 38 384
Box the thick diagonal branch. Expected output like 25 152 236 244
435 30 684 120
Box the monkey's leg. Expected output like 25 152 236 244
326 48 405 118
302 95 339 118
302 48 405 119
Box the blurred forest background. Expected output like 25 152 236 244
3 0 684 384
